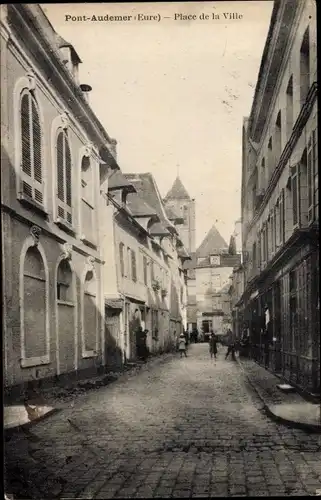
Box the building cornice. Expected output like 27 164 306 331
246 82 318 238
249 0 301 142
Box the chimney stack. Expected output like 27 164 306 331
80 83 92 103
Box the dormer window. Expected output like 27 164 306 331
57 35 82 84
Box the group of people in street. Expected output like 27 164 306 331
136 322 242 362
177 327 238 361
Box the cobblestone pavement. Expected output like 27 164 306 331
5 343 321 498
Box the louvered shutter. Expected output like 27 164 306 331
31 98 43 204
20 92 44 204
120 244 125 277
21 94 33 198
56 130 72 225
131 250 137 282
56 132 65 220
65 137 72 224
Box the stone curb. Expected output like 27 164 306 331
236 357 321 434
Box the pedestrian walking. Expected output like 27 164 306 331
178 333 187 358
209 331 218 360
184 329 189 350
225 328 236 360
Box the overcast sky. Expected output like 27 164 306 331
43 1 273 247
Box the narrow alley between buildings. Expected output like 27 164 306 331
5 343 321 499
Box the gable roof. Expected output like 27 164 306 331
196 225 228 258
163 176 191 201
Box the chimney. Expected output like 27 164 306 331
80 83 92 103
110 138 117 160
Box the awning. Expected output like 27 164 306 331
105 298 123 310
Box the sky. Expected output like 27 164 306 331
42 1 273 247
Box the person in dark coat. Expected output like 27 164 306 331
209 331 218 360
225 329 236 360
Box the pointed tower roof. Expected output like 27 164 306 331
196 225 228 258
164 176 191 201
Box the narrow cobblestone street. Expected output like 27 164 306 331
5 343 321 498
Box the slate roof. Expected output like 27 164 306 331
196 225 228 258
124 173 175 231
163 176 191 201
126 192 158 218
108 170 136 192
165 206 184 224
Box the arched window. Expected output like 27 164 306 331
57 259 73 302
81 156 95 244
20 91 43 204
56 130 72 225
275 111 282 163
119 243 125 277
22 246 47 360
83 270 97 353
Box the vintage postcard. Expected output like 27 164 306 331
2 1 320 498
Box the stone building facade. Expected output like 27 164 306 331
194 225 241 337
1 4 119 393
240 0 319 395
101 170 190 364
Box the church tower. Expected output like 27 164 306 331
163 176 196 253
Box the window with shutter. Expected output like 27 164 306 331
56 130 72 226
127 247 131 279
308 130 317 223
291 166 299 227
131 250 137 282
279 189 285 244
119 243 125 277
20 91 44 205
143 255 148 285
